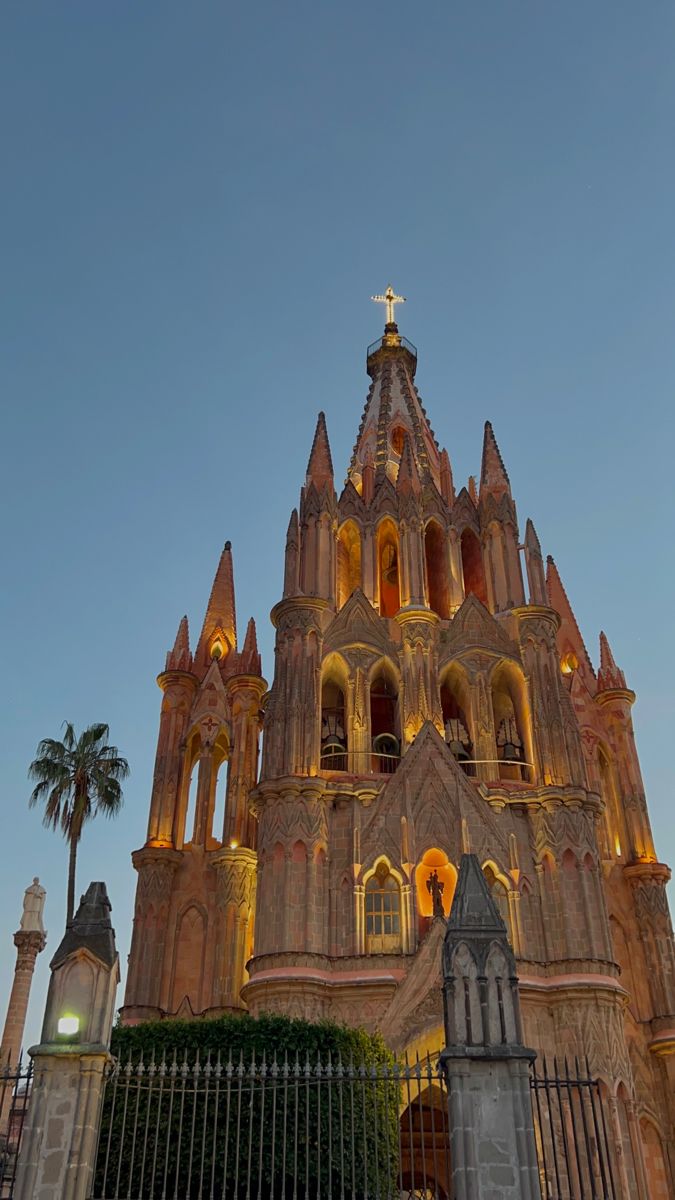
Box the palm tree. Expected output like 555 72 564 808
28 722 130 924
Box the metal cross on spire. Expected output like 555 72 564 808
371 285 406 326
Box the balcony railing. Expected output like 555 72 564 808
366 335 418 362
319 747 401 776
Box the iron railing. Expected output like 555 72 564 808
366 337 418 362
92 1050 451 1200
0 1056 33 1199
319 749 401 776
531 1057 617 1200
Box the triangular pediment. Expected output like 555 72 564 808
441 594 518 660
323 589 393 656
451 488 479 533
360 722 510 873
338 480 366 521
190 658 230 731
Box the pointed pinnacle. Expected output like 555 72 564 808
306 411 334 489
480 421 511 500
285 508 299 544
173 615 189 655
396 434 421 494
524 518 542 554
199 541 237 654
166 614 191 670
240 617 261 675
440 448 455 505
598 631 626 691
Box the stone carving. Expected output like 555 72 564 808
20 878 46 934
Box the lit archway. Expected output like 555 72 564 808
377 519 400 617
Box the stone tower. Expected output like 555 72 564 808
121 543 266 1021
123 307 675 1195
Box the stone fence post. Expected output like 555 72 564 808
440 854 541 1200
14 881 119 1200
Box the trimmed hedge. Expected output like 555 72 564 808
97 1013 399 1198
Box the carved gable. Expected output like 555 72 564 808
359 722 510 873
323 588 393 656
441 593 518 660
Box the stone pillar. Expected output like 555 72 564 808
211 846 257 1010
14 882 119 1200
440 854 540 1200
1 879 47 1071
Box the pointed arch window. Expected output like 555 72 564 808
320 679 347 771
440 672 474 776
424 521 450 619
491 665 529 782
337 522 362 609
460 528 488 607
365 862 401 953
370 670 400 773
377 520 400 617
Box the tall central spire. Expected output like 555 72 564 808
348 290 441 491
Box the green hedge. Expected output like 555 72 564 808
96 1014 399 1198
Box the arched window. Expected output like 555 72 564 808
370 668 400 773
598 748 621 858
365 862 402 953
390 424 406 457
320 678 347 771
182 757 199 846
440 666 474 775
424 520 450 618
337 522 362 609
483 865 511 939
460 528 488 606
377 520 400 617
491 664 529 782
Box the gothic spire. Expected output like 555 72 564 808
597 631 627 692
479 421 511 500
198 541 237 660
347 330 441 493
306 411 334 490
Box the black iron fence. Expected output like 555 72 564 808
91 1050 451 1200
0 1057 33 1199
531 1057 617 1200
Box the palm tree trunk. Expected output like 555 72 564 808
66 836 78 925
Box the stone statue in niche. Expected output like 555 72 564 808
426 869 445 919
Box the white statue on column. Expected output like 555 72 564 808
19 877 46 935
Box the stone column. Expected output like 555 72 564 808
440 854 540 1200
14 881 119 1200
0 879 47 1071
211 847 257 1010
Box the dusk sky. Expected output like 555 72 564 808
2 1 674 1046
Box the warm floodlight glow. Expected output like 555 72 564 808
229 839 238 850
57 1015 79 1037
560 652 579 676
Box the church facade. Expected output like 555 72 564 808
122 312 675 1195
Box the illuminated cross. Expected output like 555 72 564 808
371 285 406 326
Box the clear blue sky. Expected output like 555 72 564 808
2 1 674 1047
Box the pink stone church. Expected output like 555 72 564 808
122 304 675 1194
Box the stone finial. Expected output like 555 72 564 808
524 518 547 606
439 447 455 505
19 877 46 935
